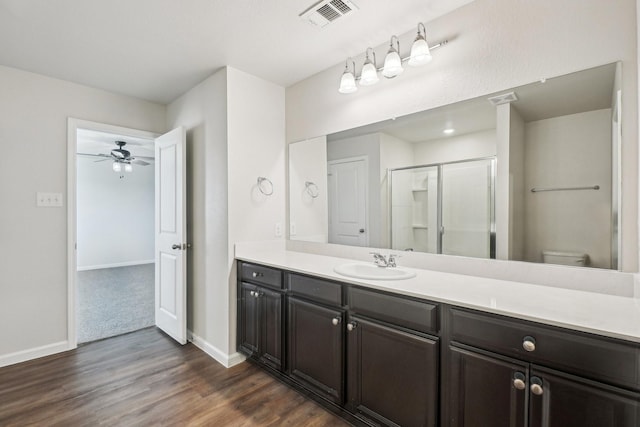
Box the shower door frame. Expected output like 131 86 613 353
388 156 496 258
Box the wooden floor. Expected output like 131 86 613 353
0 328 350 426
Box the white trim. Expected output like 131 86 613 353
67 118 160 350
0 341 70 368
188 330 246 368
77 259 155 271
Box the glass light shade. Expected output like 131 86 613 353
382 49 404 78
112 161 122 172
124 163 133 173
359 61 379 86
338 70 357 94
408 37 432 67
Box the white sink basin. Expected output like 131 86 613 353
333 262 416 281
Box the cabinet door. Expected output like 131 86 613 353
288 297 344 404
258 287 283 371
238 282 259 356
447 346 528 427
347 317 439 427
529 367 640 427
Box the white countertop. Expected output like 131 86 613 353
235 242 640 344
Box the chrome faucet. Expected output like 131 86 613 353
370 252 399 267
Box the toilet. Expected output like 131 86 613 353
542 250 589 266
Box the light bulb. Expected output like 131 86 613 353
124 163 133 173
359 48 379 86
112 161 122 172
409 36 432 67
338 59 358 94
382 36 403 79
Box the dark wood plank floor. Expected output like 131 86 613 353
0 327 350 426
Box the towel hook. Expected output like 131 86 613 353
257 177 273 196
305 181 319 198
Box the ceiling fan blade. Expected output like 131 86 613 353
133 155 155 160
131 159 150 166
77 152 111 158
94 158 110 163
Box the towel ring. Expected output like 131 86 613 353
305 181 319 198
257 177 273 196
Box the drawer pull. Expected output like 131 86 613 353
530 377 544 395
513 372 526 390
331 317 342 326
252 272 264 278
522 336 536 352
347 321 358 331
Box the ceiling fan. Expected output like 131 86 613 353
78 140 154 172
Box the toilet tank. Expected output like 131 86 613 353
542 251 589 266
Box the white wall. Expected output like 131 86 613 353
524 109 612 268
167 66 285 364
286 0 638 272
289 136 328 242
76 155 155 269
0 65 165 363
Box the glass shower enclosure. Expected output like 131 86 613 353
390 157 496 259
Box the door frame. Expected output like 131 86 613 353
66 118 159 349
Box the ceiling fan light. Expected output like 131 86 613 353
409 35 432 67
112 161 122 172
124 163 133 173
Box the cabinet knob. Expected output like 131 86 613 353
347 321 358 331
522 336 536 352
252 272 263 278
254 292 261 298
331 317 341 326
249 291 255 297
513 372 526 390
530 377 544 395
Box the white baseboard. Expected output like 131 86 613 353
77 260 154 271
0 340 71 368
187 330 246 368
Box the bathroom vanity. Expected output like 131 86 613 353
236 245 640 427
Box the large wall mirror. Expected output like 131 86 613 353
289 62 622 270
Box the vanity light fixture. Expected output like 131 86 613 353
338 58 358 94
359 48 379 86
408 23 432 66
382 36 403 78
338 22 445 94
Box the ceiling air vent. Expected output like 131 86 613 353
300 0 359 28
488 92 518 106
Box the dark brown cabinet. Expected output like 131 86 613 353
445 307 640 427
347 316 439 427
237 262 285 370
238 282 284 371
287 296 345 404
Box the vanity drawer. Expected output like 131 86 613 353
449 307 640 391
349 287 439 335
287 274 343 306
239 262 283 290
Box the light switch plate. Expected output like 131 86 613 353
37 192 63 207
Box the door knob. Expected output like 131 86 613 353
530 377 544 395
171 244 182 250
513 372 526 390
522 336 536 352
359 229 365 233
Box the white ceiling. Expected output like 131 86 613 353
0 0 473 104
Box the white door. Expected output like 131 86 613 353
155 127 187 344
328 157 368 246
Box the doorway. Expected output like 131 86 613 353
75 128 156 343
67 119 187 348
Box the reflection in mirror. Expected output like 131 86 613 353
288 62 621 270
